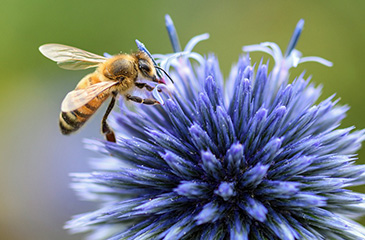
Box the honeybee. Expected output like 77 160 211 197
39 44 169 142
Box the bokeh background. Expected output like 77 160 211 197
0 0 364 239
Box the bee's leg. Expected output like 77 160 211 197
126 94 160 105
135 82 162 92
101 93 117 142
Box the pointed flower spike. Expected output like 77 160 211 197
165 14 182 53
284 19 304 58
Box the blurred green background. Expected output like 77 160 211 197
0 0 364 239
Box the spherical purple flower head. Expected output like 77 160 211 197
66 15 365 240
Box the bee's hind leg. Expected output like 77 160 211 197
101 93 117 142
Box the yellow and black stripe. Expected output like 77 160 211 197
59 103 95 134
59 73 110 135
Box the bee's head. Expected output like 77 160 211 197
135 52 158 83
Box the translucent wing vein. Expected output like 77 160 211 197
39 44 107 70
61 81 118 112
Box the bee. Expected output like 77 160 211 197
39 44 170 142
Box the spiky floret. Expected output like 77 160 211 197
66 15 365 240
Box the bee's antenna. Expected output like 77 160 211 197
154 66 174 84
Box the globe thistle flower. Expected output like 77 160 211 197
66 15 365 240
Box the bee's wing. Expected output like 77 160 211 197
39 44 107 70
61 81 118 112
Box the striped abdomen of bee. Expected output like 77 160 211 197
59 73 111 135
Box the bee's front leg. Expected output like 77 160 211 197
126 94 160 105
135 82 162 92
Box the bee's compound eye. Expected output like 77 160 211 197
138 59 151 73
